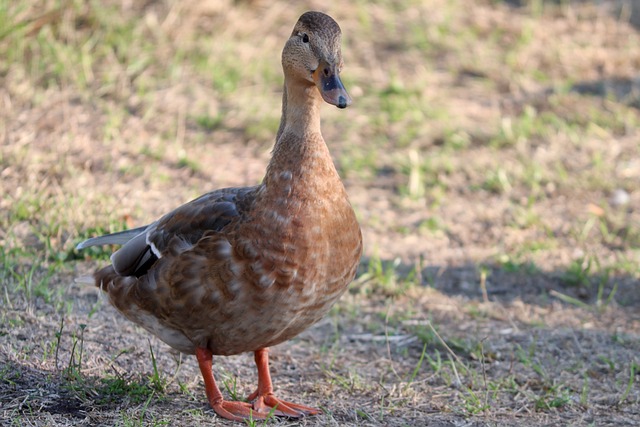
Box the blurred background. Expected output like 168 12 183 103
1 1 639 425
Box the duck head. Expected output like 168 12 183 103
282 11 352 109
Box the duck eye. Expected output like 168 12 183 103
301 33 309 43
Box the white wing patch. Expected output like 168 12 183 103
149 241 162 258
145 228 163 258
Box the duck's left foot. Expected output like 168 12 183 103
248 347 321 418
247 390 320 417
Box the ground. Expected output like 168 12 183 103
1 0 639 426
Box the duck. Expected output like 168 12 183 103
76 11 362 422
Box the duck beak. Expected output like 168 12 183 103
312 63 352 109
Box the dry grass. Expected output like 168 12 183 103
1 0 639 426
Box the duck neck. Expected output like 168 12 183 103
265 79 339 191
276 79 322 141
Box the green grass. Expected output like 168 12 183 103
219 367 243 402
561 256 594 288
96 377 158 405
351 254 419 297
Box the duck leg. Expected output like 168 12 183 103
195 347 266 421
246 348 321 417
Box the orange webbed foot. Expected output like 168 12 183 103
247 348 321 418
212 400 269 422
247 390 320 417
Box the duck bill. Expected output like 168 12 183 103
313 65 352 109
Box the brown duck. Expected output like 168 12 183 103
76 11 362 422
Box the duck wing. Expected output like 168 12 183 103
77 186 258 278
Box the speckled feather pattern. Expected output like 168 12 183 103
90 11 362 358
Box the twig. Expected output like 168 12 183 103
426 321 465 368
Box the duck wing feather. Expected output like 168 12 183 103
77 186 258 278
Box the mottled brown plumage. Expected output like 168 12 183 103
76 11 362 422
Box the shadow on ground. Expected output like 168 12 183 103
422 262 640 308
